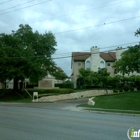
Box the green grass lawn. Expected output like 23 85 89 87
0 97 32 103
78 91 140 112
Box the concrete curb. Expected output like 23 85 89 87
79 107 140 117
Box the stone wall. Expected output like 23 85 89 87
32 90 113 102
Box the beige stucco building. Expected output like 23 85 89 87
71 46 125 88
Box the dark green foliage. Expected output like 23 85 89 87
0 88 74 101
129 86 134 91
137 86 140 91
78 68 110 89
54 71 68 81
55 83 74 89
26 89 74 95
123 85 129 91
135 28 140 36
0 89 29 99
114 28 140 75
0 24 57 90
114 44 140 75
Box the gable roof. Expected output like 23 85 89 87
100 52 116 61
72 52 91 60
72 51 116 61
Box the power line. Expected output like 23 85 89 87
0 0 51 16
53 41 140 56
53 47 134 60
2 14 138 34
33 0 131 21
0 0 132 29
54 47 127 59
50 0 131 20
54 15 140 35
0 0 12 5
0 0 35 13
1 41 139 59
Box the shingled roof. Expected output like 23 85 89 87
72 52 91 60
100 52 116 61
72 51 116 61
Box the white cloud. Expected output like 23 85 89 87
0 0 140 76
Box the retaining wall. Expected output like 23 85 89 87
32 90 113 102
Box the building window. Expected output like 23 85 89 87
107 63 111 66
100 61 105 69
86 61 90 70
78 62 81 67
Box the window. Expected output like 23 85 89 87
78 62 81 67
107 63 111 66
100 61 105 69
86 61 90 70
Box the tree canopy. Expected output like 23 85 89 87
78 68 110 89
135 28 140 37
114 28 140 75
54 69 68 81
0 24 57 90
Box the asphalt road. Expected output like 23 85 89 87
0 99 140 140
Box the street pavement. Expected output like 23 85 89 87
0 99 140 140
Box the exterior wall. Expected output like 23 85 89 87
106 62 115 77
90 47 100 72
116 47 125 60
72 61 85 88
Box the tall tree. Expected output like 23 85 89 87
135 28 140 36
54 68 68 81
0 24 57 90
114 28 140 75
114 44 140 75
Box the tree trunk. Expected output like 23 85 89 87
13 78 19 91
20 81 23 89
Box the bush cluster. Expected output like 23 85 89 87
27 88 74 95
55 83 74 89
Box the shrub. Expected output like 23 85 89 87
113 89 118 93
137 86 140 91
26 88 74 95
55 83 74 89
0 89 13 98
129 86 134 91
123 85 129 91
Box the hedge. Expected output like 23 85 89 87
0 88 74 99
55 83 74 89
26 88 74 95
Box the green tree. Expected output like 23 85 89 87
114 44 140 75
114 28 140 75
135 28 140 36
98 68 110 87
78 68 94 86
78 68 110 91
54 70 68 81
0 24 57 90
